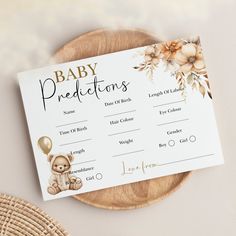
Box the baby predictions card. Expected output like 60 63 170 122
18 37 224 201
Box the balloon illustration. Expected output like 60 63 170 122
38 136 52 155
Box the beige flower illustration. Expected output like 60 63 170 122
175 43 205 74
162 59 178 73
144 45 161 65
133 38 211 99
161 40 183 60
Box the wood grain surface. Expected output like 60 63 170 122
53 28 191 210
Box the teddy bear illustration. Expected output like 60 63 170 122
47 153 82 195
38 136 83 195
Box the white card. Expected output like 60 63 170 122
18 37 224 201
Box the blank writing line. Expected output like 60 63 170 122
56 120 88 128
153 100 185 108
108 128 140 136
71 159 96 166
157 118 189 126
158 154 215 166
112 149 144 157
59 139 92 146
104 110 136 118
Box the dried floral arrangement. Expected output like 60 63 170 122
133 37 212 99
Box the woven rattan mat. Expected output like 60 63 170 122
0 193 69 236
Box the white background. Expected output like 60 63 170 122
0 0 235 235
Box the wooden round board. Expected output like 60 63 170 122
54 29 191 210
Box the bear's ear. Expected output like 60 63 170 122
67 154 74 162
47 154 54 162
